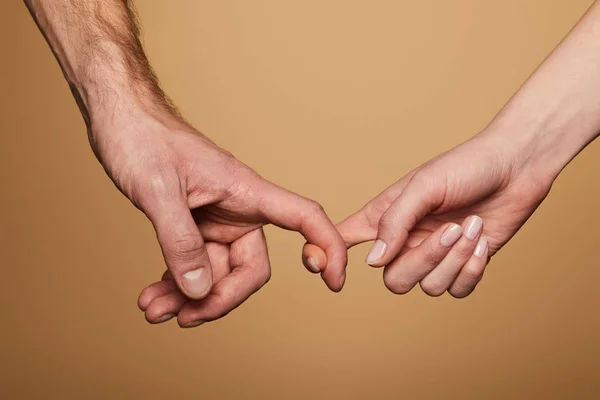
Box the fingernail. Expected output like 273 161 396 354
464 216 483 240
307 257 321 273
474 237 488 257
182 268 211 298
153 313 176 324
184 320 205 328
440 224 463 247
366 240 387 265
340 272 346 288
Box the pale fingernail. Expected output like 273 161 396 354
366 240 387 265
182 268 211 298
465 216 483 240
440 224 463 247
474 237 488 257
184 320 205 328
307 257 321 273
153 313 176 324
340 272 346 288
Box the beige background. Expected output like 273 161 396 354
1 1 599 398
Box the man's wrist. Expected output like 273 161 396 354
71 49 172 131
24 0 179 135
73 57 184 143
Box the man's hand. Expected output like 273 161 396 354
24 0 347 327
94 111 347 326
137 230 270 327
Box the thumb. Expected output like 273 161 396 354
144 193 213 300
365 173 444 267
301 171 431 270
256 181 347 292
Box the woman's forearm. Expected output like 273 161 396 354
486 0 600 180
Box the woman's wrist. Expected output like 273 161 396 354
482 98 599 186
474 2 600 186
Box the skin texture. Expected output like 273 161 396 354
25 0 600 325
306 0 600 298
143 0 600 317
304 132 552 298
24 0 347 327
98 115 349 327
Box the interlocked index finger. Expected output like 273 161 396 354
257 181 348 292
302 206 377 273
301 175 416 277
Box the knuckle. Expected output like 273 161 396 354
201 292 231 322
462 264 485 283
136 173 181 210
145 311 158 324
422 247 443 266
454 242 477 260
299 200 325 226
307 200 325 215
164 235 205 262
143 169 176 195
259 269 272 286
420 280 446 297
144 303 171 322
448 286 471 299
386 279 414 295
377 212 395 233
225 166 260 199
377 210 412 239
146 175 170 196
216 147 240 171
248 263 271 288
137 290 152 311
383 271 414 295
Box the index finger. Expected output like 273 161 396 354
256 181 348 292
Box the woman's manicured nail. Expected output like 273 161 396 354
184 320 205 328
182 268 211 298
474 237 488 257
154 313 176 324
307 257 321 273
464 216 483 240
366 240 387 265
340 272 346 288
440 224 463 247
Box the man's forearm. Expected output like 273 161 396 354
24 0 175 129
487 1 600 180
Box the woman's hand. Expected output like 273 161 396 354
300 0 600 298
303 130 554 298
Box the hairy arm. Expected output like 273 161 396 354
24 1 348 324
24 0 175 129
